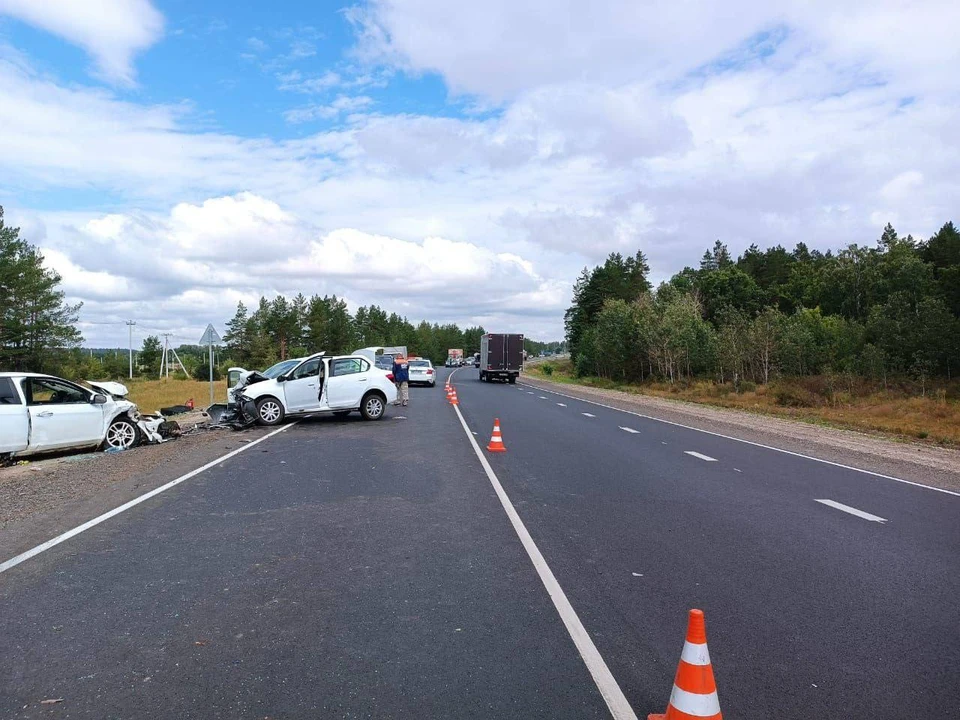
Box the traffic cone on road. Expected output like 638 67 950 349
450 389 459 406
447 386 455 402
486 418 506 453
649 609 722 720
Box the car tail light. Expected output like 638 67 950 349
487 365 493 370
426 369 433 374
386 373 394 381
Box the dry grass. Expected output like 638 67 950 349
528 361 960 446
121 378 228 412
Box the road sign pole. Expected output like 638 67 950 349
209 341 214 406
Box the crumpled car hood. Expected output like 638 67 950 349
88 380 130 399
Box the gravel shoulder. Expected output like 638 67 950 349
0 423 275 562
521 375 960 493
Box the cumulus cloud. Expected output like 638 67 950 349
0 0 163 84
30 193 564 346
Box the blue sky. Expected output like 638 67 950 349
0 0 957 347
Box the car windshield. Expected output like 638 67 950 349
262 359 300 378
410 360 431 367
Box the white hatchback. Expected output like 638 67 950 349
233 352 398 425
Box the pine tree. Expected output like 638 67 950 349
0 207 82 371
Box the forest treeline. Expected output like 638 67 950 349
565 222 960 391
220 295 558 369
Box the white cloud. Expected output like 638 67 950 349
284 95 374 123
0 0 163 84
28 194 564 346
277 69 342 93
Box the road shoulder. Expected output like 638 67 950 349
520 375 960 493
0 427 275 561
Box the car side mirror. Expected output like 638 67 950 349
276 375 287 382
91 393 108 404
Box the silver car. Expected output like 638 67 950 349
408 359 437 387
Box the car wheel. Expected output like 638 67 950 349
360 392 386 421
256 397 285 425
334 410 351 419
103 417 140 451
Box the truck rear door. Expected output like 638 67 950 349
506 334 524 371
0 377 29 454
488 334 506 370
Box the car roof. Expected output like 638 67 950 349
0 372 53 379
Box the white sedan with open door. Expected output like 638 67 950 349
230 352 398 426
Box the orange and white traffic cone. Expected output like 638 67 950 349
486 418 506 453
650 609 722 720
450 389 459 406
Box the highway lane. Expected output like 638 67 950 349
453 367 960 718
0 369 612 719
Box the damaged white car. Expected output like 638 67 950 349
224 352 398 426
0 372 172 460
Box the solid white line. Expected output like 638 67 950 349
0 423 296 575
452 404 637 720
582 412 596 418
619 427 640 434
519 382 960 498
685 451 717 462
814 499 888 523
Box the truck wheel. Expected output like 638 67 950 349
360 392 386 420
508 375 517 384
256 397 285 425
103 417 140 451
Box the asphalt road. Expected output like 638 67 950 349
1 366 958 718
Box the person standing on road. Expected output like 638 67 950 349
392 354 410 406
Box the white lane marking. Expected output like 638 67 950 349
582 413 596 418
519 383 960 498
527 391 535 395
0 423 297 575
814 499 888 523
557 403 567 407
619 427 640 434
685 451 717 462
539 396 548 400
452 404 638 720
734 468 742 473
661 442 668 445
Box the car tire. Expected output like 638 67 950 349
360 392 386 421
103 417 141 451
256 397 285 426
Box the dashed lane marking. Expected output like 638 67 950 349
684 451 717 462
815 499 888 523
619 427 640 434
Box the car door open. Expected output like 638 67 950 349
326 358 368 408
282 358 324 412
0 377 29 454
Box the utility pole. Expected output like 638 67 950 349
160 333 173 379
125 320 136 379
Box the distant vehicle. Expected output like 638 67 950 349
447 349 464 367
352 346 408 372
409 359 437 387
229 352 398 425
0 373 167 459
479 333 524 383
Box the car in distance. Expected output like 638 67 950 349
231 352 398 425
409 359 436 387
